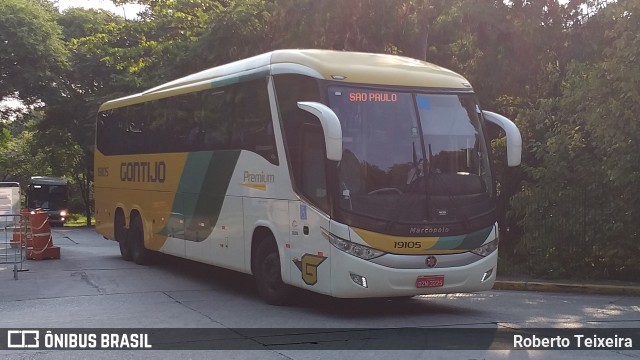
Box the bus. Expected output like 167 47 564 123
27 176 69 227
94 49 521 304
0 182 21 227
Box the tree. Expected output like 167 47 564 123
40 7 140 225
509 0 640 280
0 117 51 185
182 0 272 71
269 0 455 58
0 0 68 105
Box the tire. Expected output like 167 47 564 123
254 237 293 305
129 215 153 265
115 212 131 261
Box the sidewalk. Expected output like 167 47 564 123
494 278 640 296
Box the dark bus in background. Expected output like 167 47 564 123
27 176 69 226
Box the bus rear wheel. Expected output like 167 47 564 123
129 215 152 265
254 237 292 305
115 212 131 261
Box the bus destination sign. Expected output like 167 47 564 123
349 91 398 102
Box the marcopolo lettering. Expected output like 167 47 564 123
409 226 450 235
120 161 166 183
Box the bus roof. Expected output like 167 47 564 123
30 176 68 186
0 182 20 188
99 49 472 111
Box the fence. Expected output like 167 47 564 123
0 213 29 279
497 186 638 282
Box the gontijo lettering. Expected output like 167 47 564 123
120 161 166 183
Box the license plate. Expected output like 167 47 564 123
416 275 444 288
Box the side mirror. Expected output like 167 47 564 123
482 111 522 167
297 101 343 161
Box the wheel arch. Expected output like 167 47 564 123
114 207 126 224
128 208 146 245
114 207 126 239
250 225 276 275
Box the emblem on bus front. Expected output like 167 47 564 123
425 256 437 268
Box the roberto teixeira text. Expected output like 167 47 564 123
513 334 633 349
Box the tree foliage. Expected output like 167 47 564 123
510 0 640 280
1 0 638 279
0 0 68 104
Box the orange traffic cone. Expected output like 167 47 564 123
27 209 60 260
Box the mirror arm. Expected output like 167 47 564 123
297 101 343 161
482 111 522 167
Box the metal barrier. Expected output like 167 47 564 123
1 213 29 279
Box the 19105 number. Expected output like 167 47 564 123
394 241 421 249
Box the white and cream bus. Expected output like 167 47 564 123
95 49 521 304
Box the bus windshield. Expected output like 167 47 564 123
28 184 68 211
328 86 493 224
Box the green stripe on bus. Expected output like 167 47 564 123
163 150 241 241
210 69 270 89
429 226 493 251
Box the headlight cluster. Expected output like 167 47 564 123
322 229 384 260
471 239 498 257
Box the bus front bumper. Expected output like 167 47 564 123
329 248 498 298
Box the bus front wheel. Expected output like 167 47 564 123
254 237 292 305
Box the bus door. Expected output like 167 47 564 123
287 123 333 294
288 201 332 294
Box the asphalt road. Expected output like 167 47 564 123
1 227 638 359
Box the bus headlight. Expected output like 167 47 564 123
471 239 498 257
322 229 384 260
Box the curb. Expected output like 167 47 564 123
494 280 640 296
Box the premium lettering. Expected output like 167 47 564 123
243 171 274 184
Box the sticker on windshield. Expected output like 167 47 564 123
417 96 431 110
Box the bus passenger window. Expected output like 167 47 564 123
232 79 278 164
301 124 329 211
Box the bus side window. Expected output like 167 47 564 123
97 108 128 155
172 93 197 152
96 111 112 155
201 90 231 151
147 99 166 153
126 104 147 154
300 124 329 210
231 79 278 165
273 74 328 212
